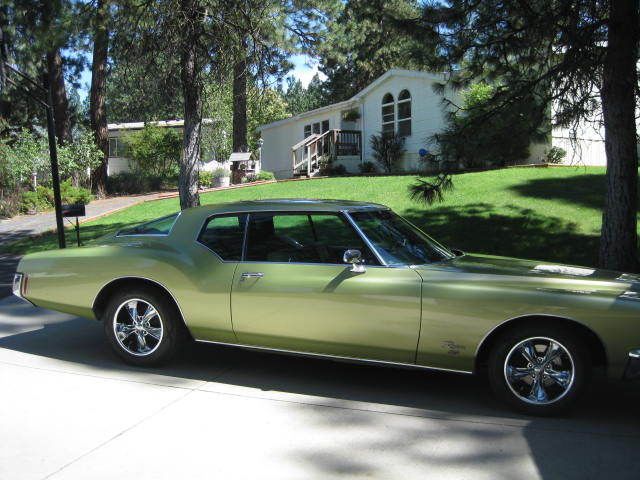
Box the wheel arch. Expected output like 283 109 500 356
92 277 190 336
474 314 608 373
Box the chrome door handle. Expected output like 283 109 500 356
240 272 264 281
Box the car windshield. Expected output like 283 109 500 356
349 209 455 265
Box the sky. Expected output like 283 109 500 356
288 54 327 87
76 53 326 101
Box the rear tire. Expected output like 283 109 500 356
103 288 185 366
487 324 591 416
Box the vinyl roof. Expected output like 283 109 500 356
184 198 388 217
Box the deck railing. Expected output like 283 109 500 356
291 129 362 177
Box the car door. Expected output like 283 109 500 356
230 211 423 363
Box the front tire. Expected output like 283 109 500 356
103 288 184 366
488 325 591 416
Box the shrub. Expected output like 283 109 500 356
20 189 50 213
58 131 104 188
1 129 48 191
20 180 93 213
0 192 21 218
545 146 567 164
329 164 347 176
124 124 182 177
255 171 275 181
106 172 166 195
359 161 377 174
370 133 405 173
60 180 93 205
199 171 214 187
212 167 229 179
433 82 547 169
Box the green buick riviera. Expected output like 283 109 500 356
12 199 640 414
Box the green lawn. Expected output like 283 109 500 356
3 166 629 267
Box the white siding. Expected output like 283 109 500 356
260 108 344 179
552 119 607 166
360 73 456 171
106 157 132 175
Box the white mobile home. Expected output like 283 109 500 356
259 69 613 179
258 69 462 179
107 119 219 176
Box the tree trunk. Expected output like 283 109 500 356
232 38 248 153
0 6 10 118
599 0 640 272
178 0 202 209
89 0 109 197
41 0 71 146
46 50 71 145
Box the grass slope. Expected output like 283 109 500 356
4 166 631 268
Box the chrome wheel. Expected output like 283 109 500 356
503 337 575 405
113 298 164 356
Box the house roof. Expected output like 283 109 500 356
258 69 446 132
107 118 217 131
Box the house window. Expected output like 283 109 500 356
108 137 117 157
304 120 329 138
381 93 395 137
108 137 129 157
397 89 412 137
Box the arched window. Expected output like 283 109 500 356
381 93 395 137
397 90 411 137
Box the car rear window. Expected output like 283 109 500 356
198 214 247 260
117 213 179 236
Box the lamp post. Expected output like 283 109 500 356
0 61 66 248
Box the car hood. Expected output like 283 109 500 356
415 253 640 294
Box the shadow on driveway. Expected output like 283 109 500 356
0 299 639 478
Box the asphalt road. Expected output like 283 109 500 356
1 295 639 480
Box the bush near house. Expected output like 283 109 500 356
359 161 377 174
255 171 275 181
124 124 182 178
199 170 214 188
20 180 93 214
545 146 567 164
433 83 548 169
1 129 101 217
370 133 406 173
106 172 170 195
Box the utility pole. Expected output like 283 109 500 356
44 75 66 248
0 61 66 248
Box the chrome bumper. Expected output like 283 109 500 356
623 349 640 380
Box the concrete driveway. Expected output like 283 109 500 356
0 296 639 480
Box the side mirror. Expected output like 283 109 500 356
343 249 366 273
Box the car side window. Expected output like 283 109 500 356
198 214 247 261
244 212 378 265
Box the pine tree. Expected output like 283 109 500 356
316 0 436 103
402 0 639 271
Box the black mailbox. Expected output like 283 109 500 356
61 204 86 247
61 204 86 218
